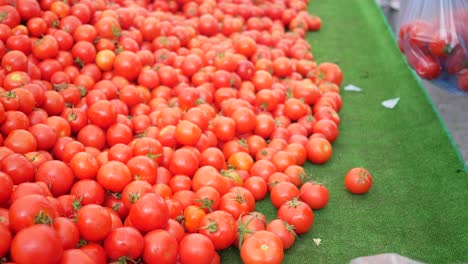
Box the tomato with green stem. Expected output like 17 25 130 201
277 198 314 235
198 210 237 250
266 219 296 249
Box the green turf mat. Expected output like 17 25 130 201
219 0 468 263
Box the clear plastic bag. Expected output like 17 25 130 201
397 0 468 94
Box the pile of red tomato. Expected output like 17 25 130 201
0 0 367 263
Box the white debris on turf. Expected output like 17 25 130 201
344 84 363 92
381 97 400 109
350 253 424 264
313 238 321 246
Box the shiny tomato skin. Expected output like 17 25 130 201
299 182 329 210
104 227 144 261
143 229 179 264
240 230 284 264
129 193 169 233
198 210 237 250
76 204 112 242
277 198 314 235
35 160 74 197
11 224 63 264
344 167 373 194
179 233 217 264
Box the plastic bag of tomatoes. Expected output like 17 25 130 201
397 0 468 94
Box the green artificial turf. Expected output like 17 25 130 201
220 0 468 263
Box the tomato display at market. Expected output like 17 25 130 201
0 0 369 263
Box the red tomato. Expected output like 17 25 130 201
0 153 35 185
299 182 329 210
53 217 80 249
11 224 63 264
270 181 300 208
129 193 169 232
277 198 314 235
306 137 333 164
35 160 74 196
179 233 217 264
113 51 142 81
80 243 107 264
96 161 132 193
199 210 237 250
143 229 179 264
244 176 268 201
121 180 153 209
240 230 284 264
70 179 105 206
235 212 267 248
168 148 200 177
344 167 373 194
9 194 56 233
76 204 112 242
104 227 144 261
266 219 296 249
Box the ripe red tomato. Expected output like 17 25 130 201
175 120 202 146
344 167 373 194
113 51 142 81
179 233 217 264
168 148 200 177
277 198 314 235
80 243 107 264
35 160 74 197
129 193 169 232
300 182 330 210
306 137 333 164
8 194 56 233
76 204 112 242
199 210 237 250
97 161 132 192
70 179 105 206
104 227 144 261
266 219 296 249
270 181 300 208
240 230 284 264
235 212 267 248
32 35 59 60
53 217 80 249
10 224 63 264
143 229 179 264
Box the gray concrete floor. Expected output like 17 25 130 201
379 4 468 165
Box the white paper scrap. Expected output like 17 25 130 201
313 238 321 246
381 97 400 109
344 84 363 92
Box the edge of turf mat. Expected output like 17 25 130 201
219 1 468 263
